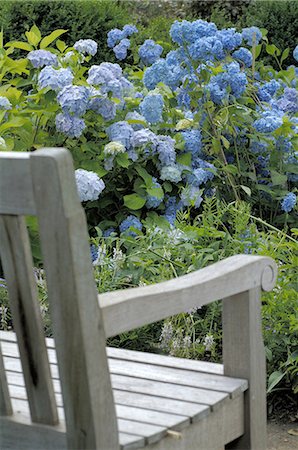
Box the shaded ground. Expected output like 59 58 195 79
268 420 298 450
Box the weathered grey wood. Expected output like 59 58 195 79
0 215 58 425
107 347 224 375
30 148 119 450
108 359 248 397
223 288 267 450
0 344 12 415
0 152 36 215
99 255 277 337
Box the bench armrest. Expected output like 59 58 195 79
99 254 277 338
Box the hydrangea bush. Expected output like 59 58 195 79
0 23 297 235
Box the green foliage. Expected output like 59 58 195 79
244 0 298 67
0 0 131 64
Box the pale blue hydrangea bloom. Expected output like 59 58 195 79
232 47 253 67
132 129 157 147
57 85 90 116
0 96 12 110
139 94 164 124
155 135 176 166
242 27 262 46
188 36 224 61
74 39 98 56
139 39 163 66
55 113 86 138
275 88 298 114
217 28 242 51
180 186 203 208
122 24 138 37
103 227 116 237
146 178 164 209
294 45 298 62
27 50 58 68
88 97 116 120
125 111 146 130
163 196 183 226
119 215 142 236
207 61 247 104
143 59 169 90
182 129 202 155
106 121 134 148
253 110 283 133
107 28 124 48
160 165 182 183
38 66 73 91
75 169 105 202
113 38 130 61
87 63 121 85
258 79 280 102
170 20 217 45
281 192 296 212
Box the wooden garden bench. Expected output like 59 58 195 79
0 148 277 450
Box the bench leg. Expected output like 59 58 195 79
223 288 266 450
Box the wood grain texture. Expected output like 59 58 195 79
0 344 12 416
223 288 266 450
0 152 35 215
99 255 277 337
30 148 119 450
0 216 58 425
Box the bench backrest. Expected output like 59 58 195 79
0 148 118 449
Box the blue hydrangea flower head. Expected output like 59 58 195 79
27 50 58 68
163 196 182 226
57 85 90 116
113 38 130 60
188 36 224 61
38 66 73 91
139 94 164 124
258 79 281 102
99 62 123 79
119 215 142 236
217 28 242 51
242 27 262 46
229 71 247 97
146 178 164 209
106 121 134 149
281 192 296 212
75 169 105 202
143 59 169 90
107 28 124 48
88 96 116 120
55 113 86 138
103 227 116 237
170 20 217 45
253 110 283 133
74 39 98 56
155 135 176 166
276 88 298 114
160 165 182 183
294 45 298 62
132 129 157 147
232 47 253 67
122 24 138 37
0 96 12 110
87 64 119 85
139 39 163 66
182 129 202 156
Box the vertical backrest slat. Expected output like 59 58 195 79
31 148 119 450
0 344 12 416
0 215 58 425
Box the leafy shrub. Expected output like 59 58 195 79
0 0 131 64
243 0 298 67
1 21 297 235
